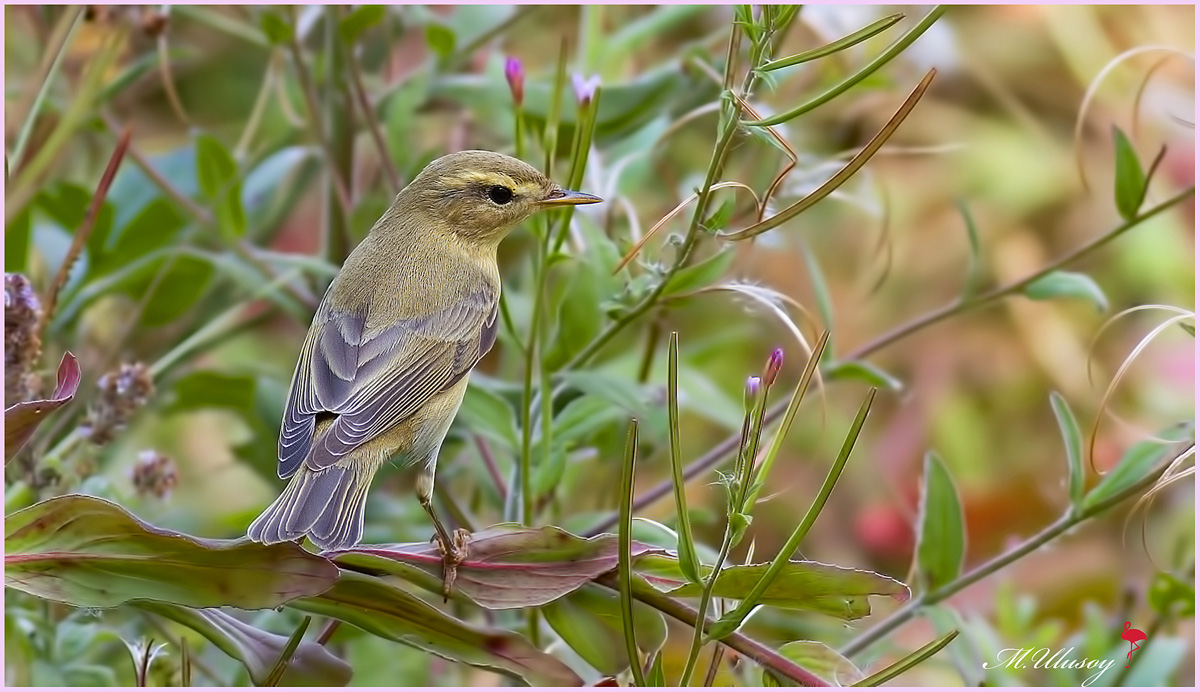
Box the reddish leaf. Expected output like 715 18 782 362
332 524 668 609
5 494 339 609
4 351 81 461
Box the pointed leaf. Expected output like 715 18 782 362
1023 270 1108 312
135 603 351 686
1049 392 1086 510
4 494 339 609
5 352 81 461
290 571 582 686
826 361 903 392
1112 126 1147 221
853 629 959 686
772 641 864 686
542 583 667 676
339 5 385 43
661 249 735 297
914 451 965 592
637 555 908 620
331 525 668 610
1083 424 1193 510
457 384 519 451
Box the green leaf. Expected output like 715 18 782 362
195 134 237 199
759 13 904 71
339 5 385 43
1112 126 1147 221
701 198 735 232
142 254 216 325
5 206 31 272
826 361 903 392
96 198 186 275
667 333 701 585
196 134 246 240
637 554 908 620
1023 270 1108 312
332 525 667 610
169 370 257 414
647 652 666 686
425 23 455 57
135 603 351 686
914 451 965 592
853 629 959 686
1148 571 1194 617
259 11 293 44
771 641 863 686
1083 425 1192 510
542 583 667 676
956 199 984 299
661 248 735 297
558 370 648 418
1049 392 1086 510
4 352 81 461
290 571 582 686
456 383 519 451
4 494 339 609
546 258 605 370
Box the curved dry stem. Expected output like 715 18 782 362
614 181 761 274
157 27 192 126
1126 443 1194 571
1131 54 1181 138
1071 45 1194 192
1087 311 1196 472
719 68 936 241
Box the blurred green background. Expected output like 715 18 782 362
5 4 1194 686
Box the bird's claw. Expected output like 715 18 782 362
431 528 472 601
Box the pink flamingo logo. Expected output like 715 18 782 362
1121 622 1147 668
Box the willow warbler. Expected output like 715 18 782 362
247 151 601 590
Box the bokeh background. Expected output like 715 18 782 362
5 4 1194 686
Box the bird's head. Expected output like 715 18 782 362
403 150 601 244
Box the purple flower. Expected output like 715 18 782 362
763 347 784 386
505 56 524 106
744 375 761 409
571 73 601 106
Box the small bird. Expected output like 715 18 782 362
247 150 601 592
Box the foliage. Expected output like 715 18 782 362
4 4 1194 687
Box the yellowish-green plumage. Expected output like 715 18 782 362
247 151 600 554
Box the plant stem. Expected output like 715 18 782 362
582 186 1196 537
597 575 830 687
9 6 83 172
844 186 1195 362
839 441 1189 657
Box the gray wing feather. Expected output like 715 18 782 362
276 284 498 478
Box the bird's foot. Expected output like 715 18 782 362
431 528 471 601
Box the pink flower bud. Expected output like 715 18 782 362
763 347 784 386
505 57 524 106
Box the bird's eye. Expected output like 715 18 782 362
487 185 514 205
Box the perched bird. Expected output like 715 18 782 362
247 151 601 591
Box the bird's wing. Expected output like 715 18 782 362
277 285 499 477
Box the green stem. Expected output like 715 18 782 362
582 186 1196 536
840 442 1189 657
745 6 946 126
596 575 830 686
9 6 83 172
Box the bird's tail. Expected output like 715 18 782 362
246 463 376 551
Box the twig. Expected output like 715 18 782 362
9 6 83 172
474 435 507 498
843 186 1195 362
839 440 1189 657
40 126 131 335
345 36 402 194
597 574 830 687
582 185 1196 537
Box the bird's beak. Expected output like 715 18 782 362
537 188 603 207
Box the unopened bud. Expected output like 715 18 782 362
504 57 524 106
763 347 784 386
